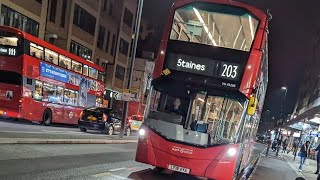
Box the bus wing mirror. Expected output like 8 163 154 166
247 97 257 115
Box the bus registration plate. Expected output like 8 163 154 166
168 164 190 174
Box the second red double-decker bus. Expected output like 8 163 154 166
136 0 269 179
0 26 105 125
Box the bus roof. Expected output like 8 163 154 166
0 25 104 72
172 0 266 21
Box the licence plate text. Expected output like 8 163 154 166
168 164 190 174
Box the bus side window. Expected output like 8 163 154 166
30 42 44 60
59 55 71 70
72 61 83 74
34 80 43 100
45 48 58 65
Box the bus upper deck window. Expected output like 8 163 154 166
72 61 83 74
59 55 71 69
45 48 58 65
30 43 44 60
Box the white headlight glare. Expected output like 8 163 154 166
227 147 237 157
139 129 146 136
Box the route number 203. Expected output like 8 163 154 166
220 63 239 79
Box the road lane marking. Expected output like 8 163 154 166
0 130 104 136
110 174 128 179
41 130 83 134
92 172 128 179
92 172 112 177
126 167 141 171
109 167 127 172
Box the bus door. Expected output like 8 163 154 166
0 83 21 117
62 89 79 124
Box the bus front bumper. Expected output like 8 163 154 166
135 127 241 180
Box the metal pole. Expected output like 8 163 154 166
120 0 144 138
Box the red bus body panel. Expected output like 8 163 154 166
0 26 104 124
0 83 21 118
136 128 241 180
153 0 267 99
136 0 268 179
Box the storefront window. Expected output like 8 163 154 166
70 41 92 61
98 71 105 82
34 80 43 100
72 61 82 74
30 43 44 60
59 55 71 69
1 5 39 37
45 48 58 65
42 83 57 102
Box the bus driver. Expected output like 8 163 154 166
166 98 186 125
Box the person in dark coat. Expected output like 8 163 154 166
166 98 185 125
315 143 320 174
282 139 288 153
299 141 310 172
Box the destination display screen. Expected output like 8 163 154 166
165 53 242 81
0 46 17 56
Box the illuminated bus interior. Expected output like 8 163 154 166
170 3 259 51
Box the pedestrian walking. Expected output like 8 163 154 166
314 143 320 174
298 141 310 172
272 140 277 151
282 138 288 153
293 140 300 160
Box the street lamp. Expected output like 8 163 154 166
120 0 144 138
281 86 288 101
275 87 288 142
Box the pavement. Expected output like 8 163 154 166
250 148 320 180
281 151 319 180
0 118 138 144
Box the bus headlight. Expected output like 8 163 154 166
227 147 237 157
139 129 146 136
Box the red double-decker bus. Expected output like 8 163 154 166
136 0 269 179
0 26 105 125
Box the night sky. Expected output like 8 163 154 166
142 0 320 126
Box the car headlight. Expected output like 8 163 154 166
139 129 146 136
227 147 237 157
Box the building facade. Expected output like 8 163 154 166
282 29 320 148
127 55 155 117
0 0 137 94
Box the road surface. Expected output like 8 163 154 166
0 143 212 180
0 118 269 180
0 118 137 139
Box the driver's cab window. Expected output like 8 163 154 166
149 92 188 125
